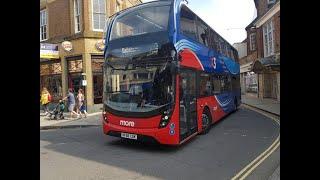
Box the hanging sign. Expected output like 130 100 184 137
95 39 105 51
62 41 73 52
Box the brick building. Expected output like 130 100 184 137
40 0 142 112
238 0 280 101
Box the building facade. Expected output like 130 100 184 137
238 0 280 101
233 40 248 95
40 0 142 112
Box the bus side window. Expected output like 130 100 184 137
212 75 221 94
196 18 209 46
199 73 211 96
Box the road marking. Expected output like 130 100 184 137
239 141 280 180
231 105 280 180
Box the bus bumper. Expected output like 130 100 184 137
103 121 179 145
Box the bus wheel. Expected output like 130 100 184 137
200 109 211 135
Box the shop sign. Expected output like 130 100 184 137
82 80 87 86
40 43 59 59
62 41 73 52
95 39 105 51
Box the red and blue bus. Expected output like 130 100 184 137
102 0 240 145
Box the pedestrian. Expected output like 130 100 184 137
40 87 51 115
63 88 79 119
77 89 88 118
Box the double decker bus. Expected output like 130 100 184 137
102 0 240 145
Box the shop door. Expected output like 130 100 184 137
68 73 82 94
93 73 103 104
179 70 198 141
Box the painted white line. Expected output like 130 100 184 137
231 105 280 180
231 136 280 180
239 141 280 180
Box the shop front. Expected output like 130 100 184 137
66 55 84 95
58 39 106 113
252 54 280 101
40 43 62 102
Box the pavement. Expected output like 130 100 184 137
40 111 102 130
241 94 280 116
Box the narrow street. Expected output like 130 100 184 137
40 106 280 180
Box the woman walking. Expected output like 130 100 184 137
77 89 88 118
40 87 51 115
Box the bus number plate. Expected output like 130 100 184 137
121 133 137 140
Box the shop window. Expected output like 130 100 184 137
40 61 62 76
68 59 83 73
40 75 62 101
92 56 104 104
92 58 104 73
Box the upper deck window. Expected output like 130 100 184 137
110 5 170 41
180 6 197 41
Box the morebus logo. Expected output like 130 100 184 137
119 120 135 127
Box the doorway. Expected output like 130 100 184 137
179 69 198 141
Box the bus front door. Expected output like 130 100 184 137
179 70 198 141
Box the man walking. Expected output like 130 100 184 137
63 88 79 119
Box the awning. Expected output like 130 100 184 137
252 54 280 73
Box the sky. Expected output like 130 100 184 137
142 0 257 44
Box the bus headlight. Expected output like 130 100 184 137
102 111 108 123
159 110 172 128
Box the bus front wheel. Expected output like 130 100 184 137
200 109 212 135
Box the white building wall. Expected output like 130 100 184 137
233 42 247 59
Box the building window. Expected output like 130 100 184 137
263 20 274 57
74 0 81 33
40 9 47 41
40 61 63 101
116 1 121 12
249 33 256 51
92 0 106 31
